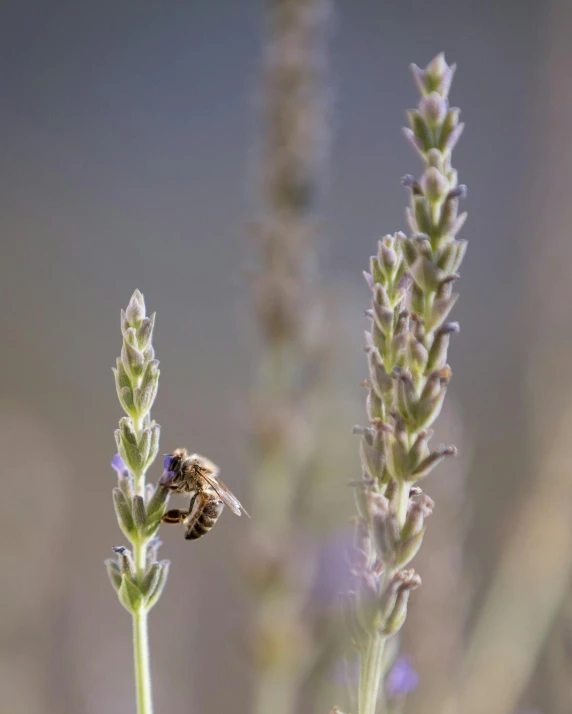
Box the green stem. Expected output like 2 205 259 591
359 634 386 714
133 607 153 714
131 409 153 714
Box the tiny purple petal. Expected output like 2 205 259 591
111 453 129 480
386 657 419 697
160 470 176 485
163 454 173 470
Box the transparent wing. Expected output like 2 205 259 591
200 472 249 517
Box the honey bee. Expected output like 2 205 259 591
160 448 248 540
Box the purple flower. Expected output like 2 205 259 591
111 453 129 480
160 453 175 484
386 657 419 697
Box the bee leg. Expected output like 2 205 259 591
161 509 189 525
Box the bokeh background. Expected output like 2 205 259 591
2 1 572 713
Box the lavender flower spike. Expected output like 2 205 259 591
105 291 170 714
341 54 467 714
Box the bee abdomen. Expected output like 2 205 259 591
185 499 224 540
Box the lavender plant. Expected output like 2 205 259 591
248 2 331 714
105 290 170 714
344 54 467 714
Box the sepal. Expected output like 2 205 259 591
146 561 170 610
105 559 122 592
113 488 136 538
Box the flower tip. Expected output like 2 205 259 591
125 289 146 325
163 454 173 470
426 52 448 75
131 288 145 305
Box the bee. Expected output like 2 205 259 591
160 448 248 540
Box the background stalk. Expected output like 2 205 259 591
248 2 332 714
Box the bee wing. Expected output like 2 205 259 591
200 472 249 517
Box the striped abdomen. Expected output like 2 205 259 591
185 494 224 540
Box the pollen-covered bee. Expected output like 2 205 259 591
160 448 248 540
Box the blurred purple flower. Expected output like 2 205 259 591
111 453 129 480
386 657 419 697
310 531 356 608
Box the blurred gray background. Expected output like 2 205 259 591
2 1 571 713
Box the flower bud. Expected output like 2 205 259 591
436 242 458 272
360 435 384 482
424 53 456 97
121 341 145 379
413 372 449 429
420 166 449 203
427 322 459 371
372 301 394 336
412 195 433 235
146 560 170 610
125 289 146 326
146 481 170 521
401 494 435 540
136 360 160 416
410 256 444 294
425 293 459 333
394 530 425 568
146 537 162 563
407 110 432 152
437 198 467 245
112 545 136 580
426 148 444 171
370 256 383 285
132 494 148 531
381 570 421 635
366 388 383 421
368 349 393 399
140 562 161 600
407 335 428 375
113 488 136 538
137 313 155 349
118 576 143 613
419 92 448 128
145 423 161 470
105 559 122 592
370 494 400 561
407 430 431 472
378 572 403 625
411 445 457 480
